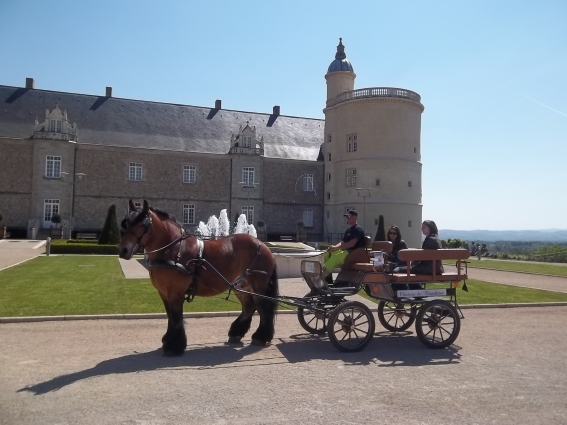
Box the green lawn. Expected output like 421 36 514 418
360 280 567 305
2 257 567 318
443 259 567 277
0 257 243 317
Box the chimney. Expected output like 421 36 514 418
106 87 112 97
273 105 280 116
215 99 221 109
25 78 35 89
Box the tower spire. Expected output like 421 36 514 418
335 38 346 60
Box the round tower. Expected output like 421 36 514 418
325 38 356 106
323 39 424 248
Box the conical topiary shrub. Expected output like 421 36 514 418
99 204 120 245
374 215 386 242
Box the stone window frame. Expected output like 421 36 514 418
346 168 357 187
45 155 61 178
129 162 143 181
242 136 252 148
302 174 314 192
242 206 254 224
346 134 358 153
44 199 60 223
328 153 332 161
49 119 62 133
408 181 412 188
303 208 314 227
327 134 332 143
242 167 255 187
182 204 195 225
375 178 381 186
183 165 197 184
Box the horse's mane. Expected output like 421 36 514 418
150 207 183 229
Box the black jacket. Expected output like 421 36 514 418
410 235 445 274
390 240 408 265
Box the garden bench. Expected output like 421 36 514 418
76 232 98 240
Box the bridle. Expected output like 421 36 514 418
121 209 153 252
121 209 189 255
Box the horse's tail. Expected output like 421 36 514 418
267 262 279 313
264 262 279 337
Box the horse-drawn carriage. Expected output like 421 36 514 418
292 241 471 352
118 200 470 355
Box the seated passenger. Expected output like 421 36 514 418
387 225 408 268
322 210 366 286
394 220 445 275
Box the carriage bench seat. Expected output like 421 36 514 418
393 248 470 282
349 263 384 272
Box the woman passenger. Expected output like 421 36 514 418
387 225 408 267
394 220 444 274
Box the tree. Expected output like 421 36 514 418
99 204 120 245
50 214 62 227
374 215 386 242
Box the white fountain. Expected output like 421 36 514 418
196 209 256 239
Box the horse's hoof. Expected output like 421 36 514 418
227 336 242 344
250 339 270 347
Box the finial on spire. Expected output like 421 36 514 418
335 37 346 60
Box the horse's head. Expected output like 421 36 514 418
117 199 153 260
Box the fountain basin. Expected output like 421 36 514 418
272 251 324 279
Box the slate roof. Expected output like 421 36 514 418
0 85 325 161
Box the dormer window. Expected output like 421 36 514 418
50 119 62 133
229 123 264 155
33 105 78 141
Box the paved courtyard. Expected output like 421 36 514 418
1 307 566 425
0 240 45 270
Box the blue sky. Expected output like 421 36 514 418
1 0 565 230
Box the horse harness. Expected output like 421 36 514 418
145 229 269 303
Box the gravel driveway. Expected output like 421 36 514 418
1 307 566 425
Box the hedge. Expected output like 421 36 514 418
50 240 118 255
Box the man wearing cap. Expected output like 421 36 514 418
322 210 366 286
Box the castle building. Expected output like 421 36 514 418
0 40 423 247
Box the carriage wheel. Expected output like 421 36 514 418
415 300 461 349
297 293 327 335
377 301 417 332
327 301 375 352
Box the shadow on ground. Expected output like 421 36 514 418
18 332 460 395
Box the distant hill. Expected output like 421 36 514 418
439 229 567 243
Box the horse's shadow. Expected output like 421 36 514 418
18 332 461 395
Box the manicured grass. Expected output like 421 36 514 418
2 257 567 318
443 259 567 277
0 257 243 317
359 279 567 305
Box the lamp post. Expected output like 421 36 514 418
355 188 372 234
61 171 86 239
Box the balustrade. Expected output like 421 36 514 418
330 87 421 107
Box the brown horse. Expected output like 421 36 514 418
118 200 279 355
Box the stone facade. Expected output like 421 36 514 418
0 39 424 244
